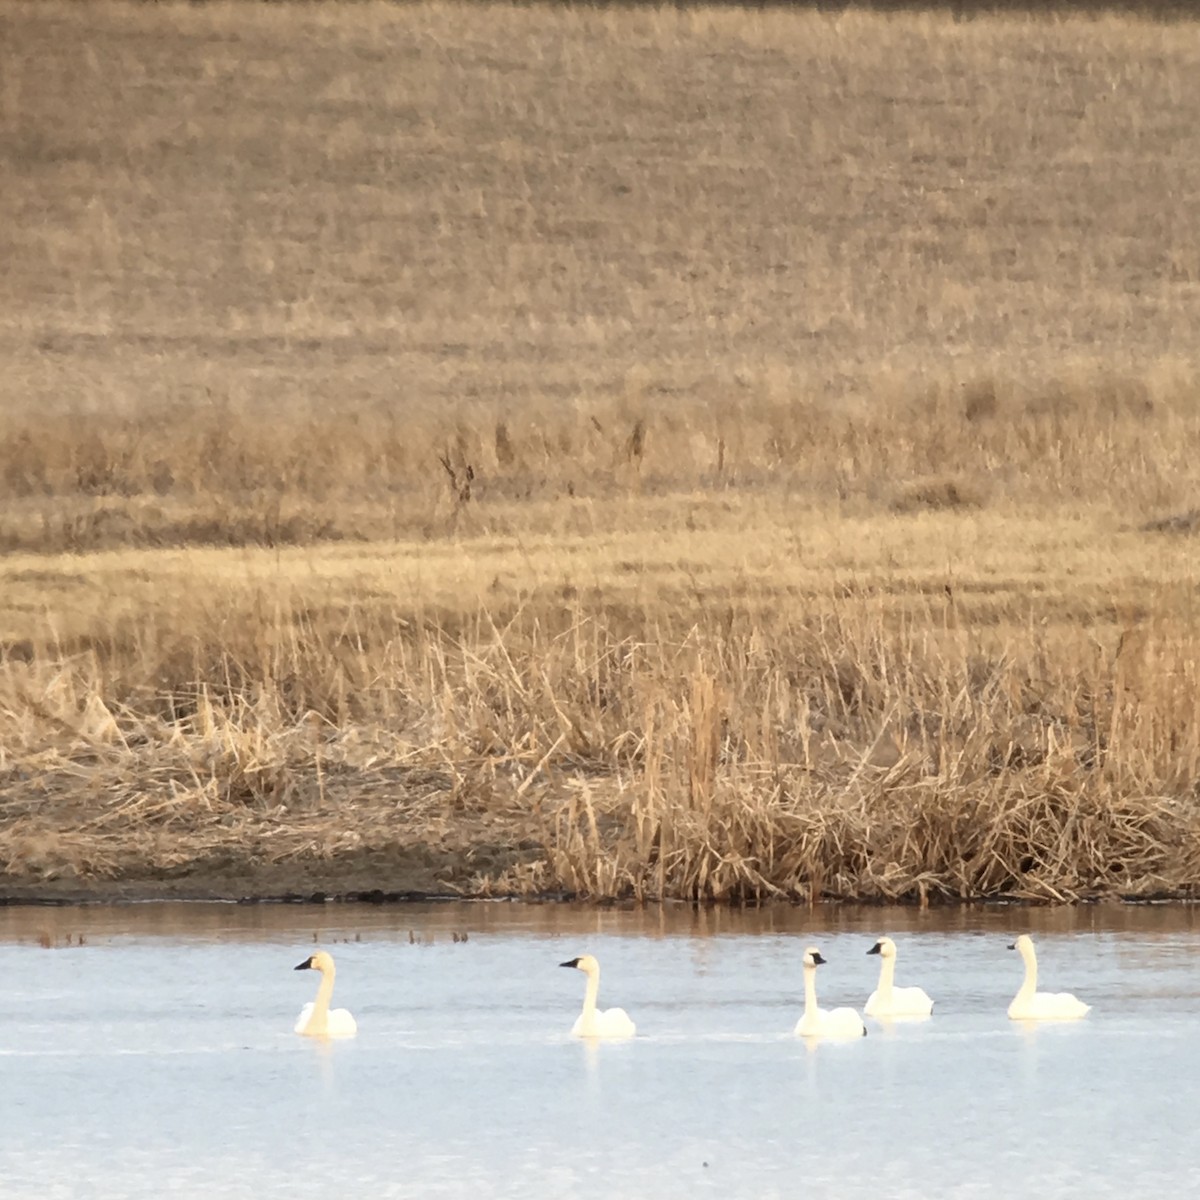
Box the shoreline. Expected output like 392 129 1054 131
2 864 1196 908
0 843 536 908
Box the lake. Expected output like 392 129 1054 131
3 901 1199 1199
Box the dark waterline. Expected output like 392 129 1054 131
7 897 1200 947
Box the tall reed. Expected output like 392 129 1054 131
5 592 1199 901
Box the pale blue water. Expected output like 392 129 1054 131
3 902 1199 1199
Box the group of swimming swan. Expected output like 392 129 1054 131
797 933 1090 1037
793 938 934 1038
292 933 1089 1041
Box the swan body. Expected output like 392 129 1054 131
294 950 358 1038
560 955 636 1038
1007 935 1090 1021
864 937 934 1018
794 947 867 1039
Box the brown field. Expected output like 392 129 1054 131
3 2 1200 903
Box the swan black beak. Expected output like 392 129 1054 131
1006 943 1016 951
559 958 581 969
294 957 315 971
811 952 827 966
867 942 882 956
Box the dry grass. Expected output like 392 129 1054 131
2 3 1200 901
5 585 1200 902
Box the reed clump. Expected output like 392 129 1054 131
4 588 1200 902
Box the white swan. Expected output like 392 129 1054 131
294 950 358 1038
794 946 867 1039
560 954 636 1038
1007 934 1090 1021
865 936 934 1018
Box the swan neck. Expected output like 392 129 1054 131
876 955 896 999
581 963 600 1020
803 964 819 1016
309 962 336 1034
1017 942 1038 1001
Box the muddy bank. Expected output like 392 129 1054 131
0 842 543 906
1 841 1196 908
0 777 548 905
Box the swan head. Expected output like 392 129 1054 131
1008 934 1035 956
560 954 599 975
802 946 827 968
867 937 897 959
295 950 335 974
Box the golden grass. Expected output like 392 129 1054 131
3 3 1200 901
5 570 1200 902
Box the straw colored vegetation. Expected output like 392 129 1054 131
3 3 1200 902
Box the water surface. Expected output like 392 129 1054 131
4 902 1200 1198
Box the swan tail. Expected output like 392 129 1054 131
864 988 932 1019
1009 991 1090 1020
328 1008 358 1037
600 1007 636 1037
572 1008 635 1038
798 1007 866 1038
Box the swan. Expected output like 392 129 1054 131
560 955 636 1038
1007 934 1090 1021
294 950 358 1038
794 947 866 1039
865 937 934 1018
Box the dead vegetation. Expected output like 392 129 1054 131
2 4 1200 902
0 369 1197 555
